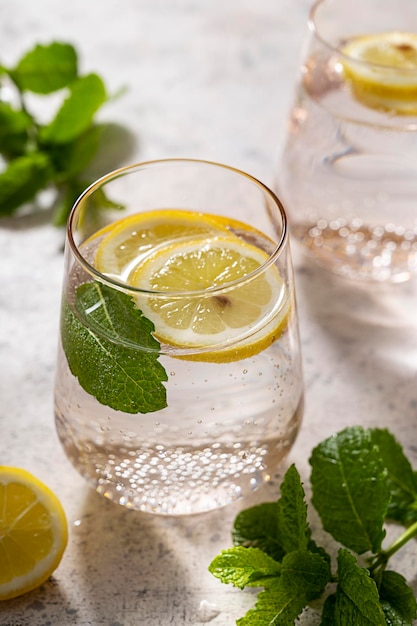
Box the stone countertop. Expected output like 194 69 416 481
1 0 417 624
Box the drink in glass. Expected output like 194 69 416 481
54 159 304 515
278 0 417 282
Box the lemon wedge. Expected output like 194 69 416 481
0 467 68 601
129 236 289 363
94 209 234 278
341 32 417 114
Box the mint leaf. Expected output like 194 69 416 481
0 101 32 157
236 550 331 625
334 549 386 625
54 183 124 229
0 41 122 222
321 593 337 624
232 465 323 562
369 428 417 525
10 42 77 93
380 570 417 625
52 180 89 226
49 124 103 180
276 464 310 553
0 152 52 215
208 546 281 589
280 550 331 601
61 282 167 414
40 73 107 144
232 503 285 562
236 578 304 626
310 426 390 554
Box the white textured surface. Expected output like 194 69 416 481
1 0 417 624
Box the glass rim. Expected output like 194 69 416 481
67 157 289 298
308 0 417 76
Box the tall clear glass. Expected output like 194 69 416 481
278 0 417 282
54 159 304 515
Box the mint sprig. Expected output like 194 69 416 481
61 281 168 414
209 427 417 624
0 41 123 224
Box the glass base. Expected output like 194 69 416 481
55 404 302 516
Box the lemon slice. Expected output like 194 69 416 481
129 236 289 363
94 209 234 278
341 32 417 114
0 467 68 601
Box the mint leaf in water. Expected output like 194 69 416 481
309 426 390 554
61 282 167 414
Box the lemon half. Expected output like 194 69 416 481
129 236 289 363
341 31 417 114
0 467 68 601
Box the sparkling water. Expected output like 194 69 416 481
279 47 417 282
54 224 303 515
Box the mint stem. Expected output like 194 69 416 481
369 519 417 574
382 519 417 561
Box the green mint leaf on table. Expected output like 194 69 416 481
309 426 390 554
275 464 310 553
236 579 305 626
380 570 417 624
333 549 386 625
61 282 167 414
280 550 330 602
208 546 281 589
0 41 123 223
369 428 417 525
9 42 78 93
0 153 52 216
39 73 107 144
232 502 285 562
0 102 32 157
320 593 337 625
49 125 104 181
236 551 330 626
209 426 417 624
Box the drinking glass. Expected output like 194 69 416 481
54 159 304 515
278 0 417 282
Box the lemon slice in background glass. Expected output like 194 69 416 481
94 209 234 278
341 32 417 114
129 236 289 363
0 467 68 601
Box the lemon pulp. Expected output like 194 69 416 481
95 209 234 278
341 32 417 114
93 210 289 363
0 467 68 601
